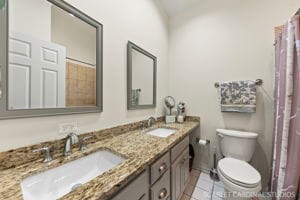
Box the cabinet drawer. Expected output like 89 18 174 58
111 170 149 200
171 136 189 163
150 152 170 185
151 169 171 200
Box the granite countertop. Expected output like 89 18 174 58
0 120 199 200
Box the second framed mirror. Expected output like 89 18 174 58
127 41 156 110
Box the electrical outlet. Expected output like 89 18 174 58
59 122 78 135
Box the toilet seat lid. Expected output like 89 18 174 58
218 158 261 187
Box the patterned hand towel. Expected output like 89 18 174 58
219 80 256 113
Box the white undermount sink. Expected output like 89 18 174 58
146 127 177 138
21 150 125 200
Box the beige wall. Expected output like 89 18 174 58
169 0 300 190
9 0 52 41
132 49 154 105
51 5 97 65
0 0 169 151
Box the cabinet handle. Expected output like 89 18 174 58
158 163 167 172
158 188 167 199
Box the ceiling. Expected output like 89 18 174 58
158 0 201 17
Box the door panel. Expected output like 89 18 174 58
8 32 66 109
181 148 189 190
9 38 31 58
8 64 30 109
171 147 190 200
42 69 58 108
171 155 182 200
42 47 58 64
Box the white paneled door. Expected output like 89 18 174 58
8 32 66 109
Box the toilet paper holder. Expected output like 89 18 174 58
196 138 210 145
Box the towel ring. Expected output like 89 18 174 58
214 79 263 88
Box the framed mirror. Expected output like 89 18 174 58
0 0 103 119
127 41 156 110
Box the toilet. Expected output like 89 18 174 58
216 129 262 200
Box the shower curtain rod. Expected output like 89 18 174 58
273 9 300 45
66 57 96 67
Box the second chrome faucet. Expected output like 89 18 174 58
140 117 157 130
147 116 157 128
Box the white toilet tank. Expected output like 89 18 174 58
216 129 258 162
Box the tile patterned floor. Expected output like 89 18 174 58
181 169 225 200
181 169 271 200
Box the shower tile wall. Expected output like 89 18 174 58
66 62 96 107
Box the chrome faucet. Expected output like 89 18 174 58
147 116 157 128
64 133 79 156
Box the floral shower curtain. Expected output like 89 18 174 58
271 15 300 200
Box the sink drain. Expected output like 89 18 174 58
71 183 83 191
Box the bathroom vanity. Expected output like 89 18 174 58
0 117 199 200
111 135 189 200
